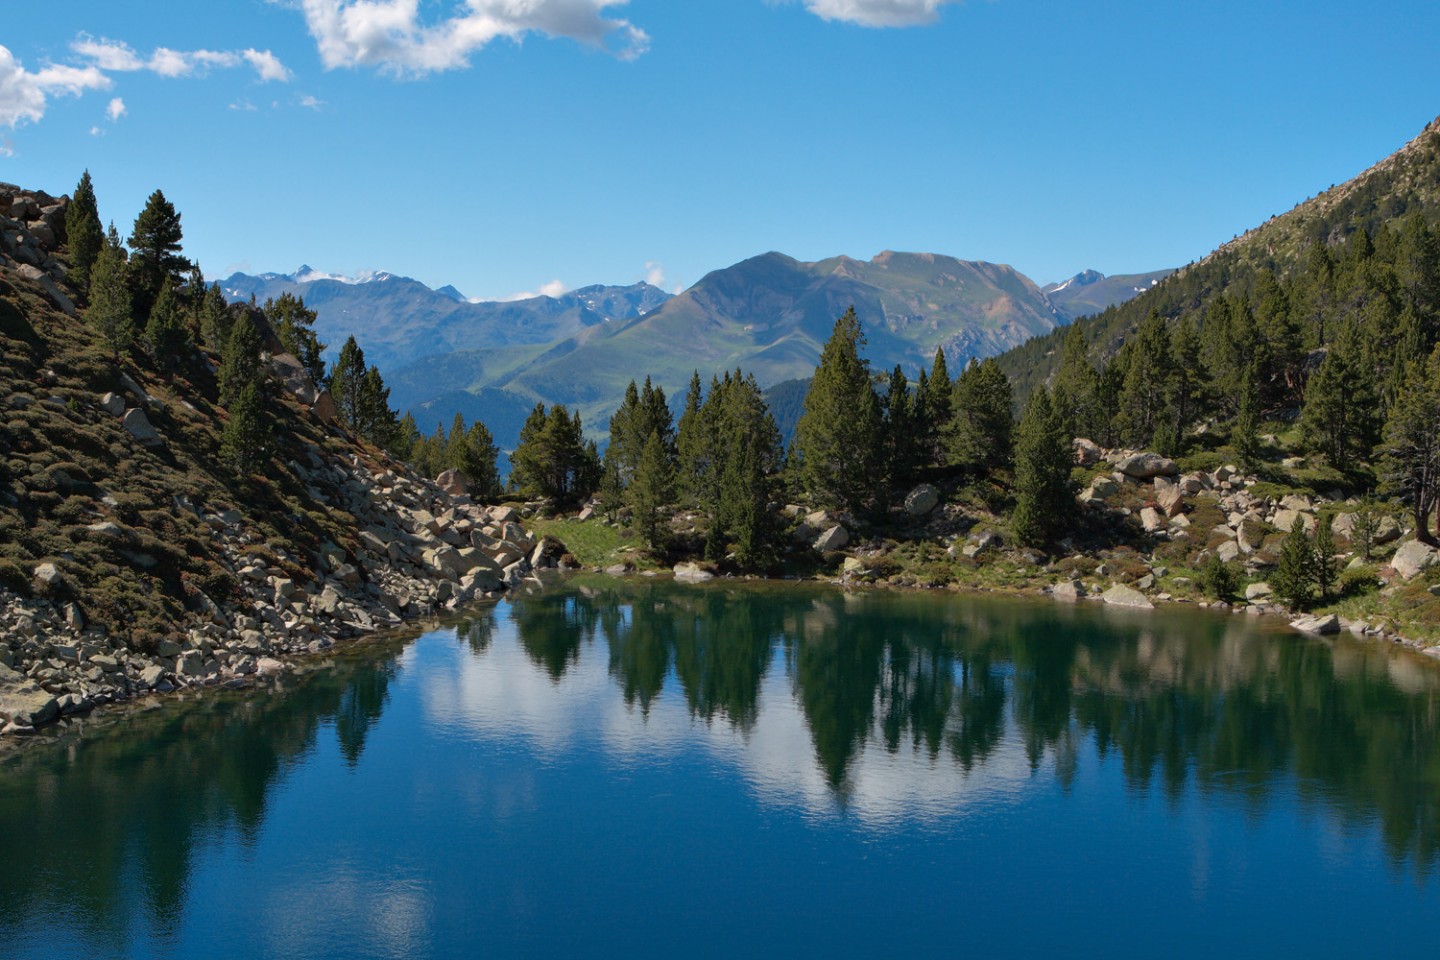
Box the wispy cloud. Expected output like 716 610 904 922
0 43 111 129
229 98 259 112
298 93 325 110
106 96 126 121
72 36 293 82
285 0 649 76
791 0 963 28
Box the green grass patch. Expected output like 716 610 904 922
529 517 650 569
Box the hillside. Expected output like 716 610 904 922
220 266 672 372
996 114 1440 400
0 184 563 733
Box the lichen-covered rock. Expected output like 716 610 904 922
904 484 940 516
1390 539 1440 580
1102 584 1154 609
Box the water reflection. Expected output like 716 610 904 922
2 577 1440 957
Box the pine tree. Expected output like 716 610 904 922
64 170 104 294
794 307 882 511
357 366 399 446
219 313 265 408
1379 347 1440 545
87 235 135 352
509 404 594 502
221 381 269 468
884 365 920 483
462 420 501 500
1052 325 1102 440
1300 319 1380 467
1233 362 1262 471
949 358 1014 472
675 371 705 503
392 412 420 463
1313 510 1337 601
628 430 676 549
127 189 190 319
702 371 782 564
199 282 231 352
143 283 190 371
1011 387 1072 547
264 293 327 385
329 336 367 428
920 346 952 465
1272 516 1316 610
1114 311 1175 447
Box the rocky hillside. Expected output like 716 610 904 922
0 183 565 736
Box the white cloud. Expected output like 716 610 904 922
795 0 962 27
89 125 104 137
287 0 649 76
71 36 292 82
298 93 326 110
500 278 567 302
0 44 111 128
644 260 666 288
106 96 126 120
229 98 259 111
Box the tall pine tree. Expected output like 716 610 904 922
794 308 882 511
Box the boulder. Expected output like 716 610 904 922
1290 614 1341 635
122 408 163 447
100 392 125 416
436 469 469 497
1052 581 1085 602
814 525 850 552
1390 539 1440 580
1087 475 1120 499
1073 438 1103 466
1102 584 1154 609
842 556 868 575
904 484 940 516
673 562 715 583
1244 582 1273 601
1272 509 1315 534
1157 487 1184 518
266 353 319 405
32 562 62 588
16 263 74 315
1140 507 1164 532
1115 452 1178 479
312 390 340 424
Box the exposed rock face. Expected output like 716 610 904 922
436 469 469 497
1073 438 1103 466
266 353 319 405
1390 540 1440 580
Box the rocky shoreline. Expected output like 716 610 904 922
0 455 568 739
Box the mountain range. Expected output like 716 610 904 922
222 256 1167 450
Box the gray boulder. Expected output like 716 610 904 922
1115 452 1178 479
904 484 940 516
122 408 163 447
673 562 715 583
1390 539 1440 580
814 525 850 552
1102 584 1154 609
1290 614 1341 635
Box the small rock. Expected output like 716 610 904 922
814 524 850 552
903 484 940 516
673 562 715 582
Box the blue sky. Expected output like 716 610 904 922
2 1 1438 300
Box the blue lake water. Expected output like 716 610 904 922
2 577 1438 958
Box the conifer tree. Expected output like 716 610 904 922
392 412 420 463
127 189 189 319
1313 510 1337 601
462 419 501 500
219 313 265 408
628 430 676 549
1300 319 1380 467
65 170 104 294
199 282 232 352
509 404 595 502
1272 516 1316 610
87 235 135 352
265 293 327 385
949 359 1014 472
1380 347 1440 545
701 371 782 564
1011 386 1072 547
221 381 269 468
357 366 400 447
1052 325 1102 440
1114 311 1175 447
675 371 705 502
794 307 882 511
329 336 368 427
143 283 190 371
920 346 952 464
1233 362 1262 472
884 365 920 483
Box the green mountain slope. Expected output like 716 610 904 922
430 250 1063 441
997 114 1440 401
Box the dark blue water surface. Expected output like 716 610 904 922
3 577 1439 959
